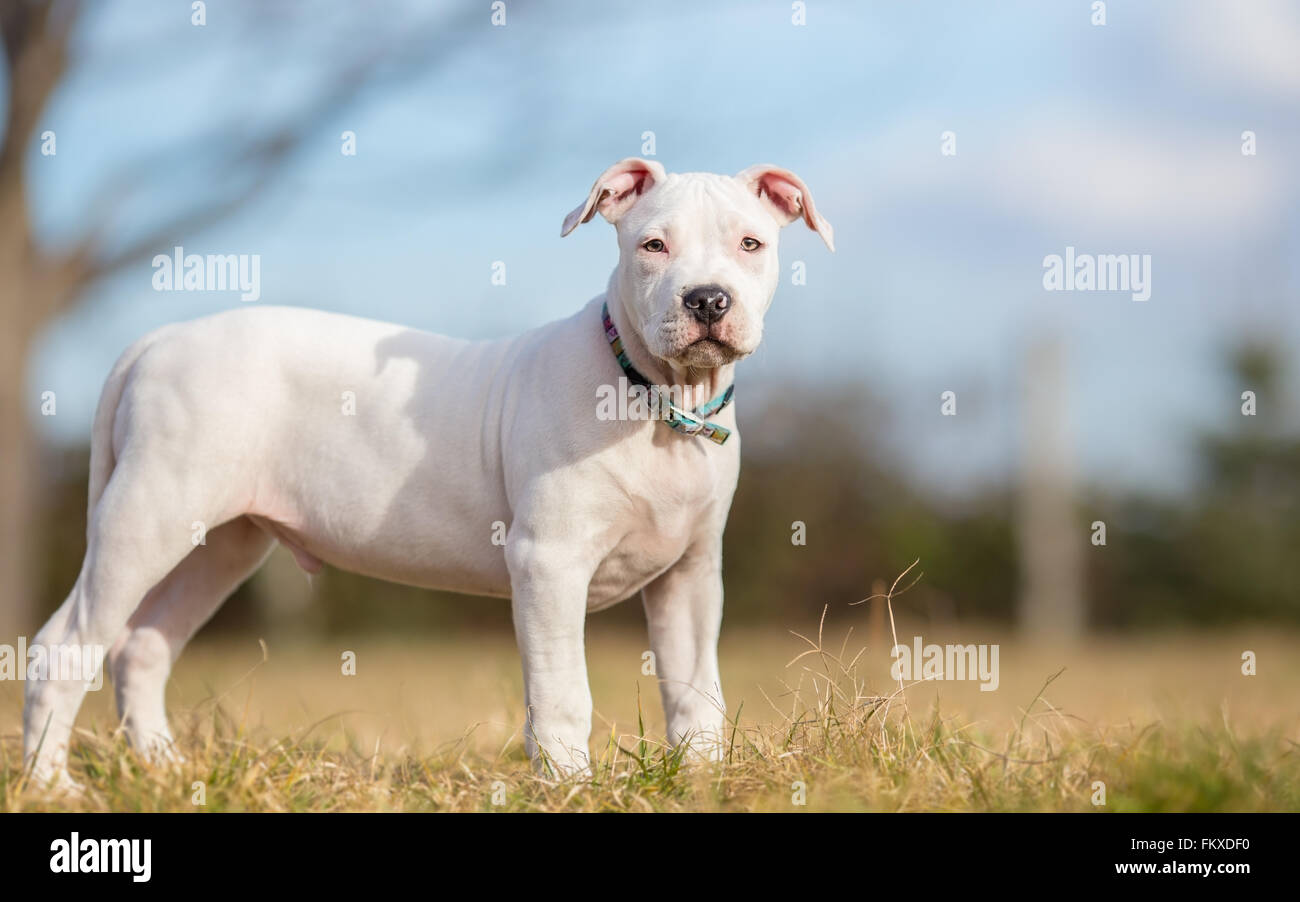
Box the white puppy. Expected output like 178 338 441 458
23 158 833 785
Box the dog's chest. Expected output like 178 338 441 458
583 451 733 610
586 526 689 611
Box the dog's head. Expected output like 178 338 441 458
562 159 833 369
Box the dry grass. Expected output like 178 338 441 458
3 601 1299 812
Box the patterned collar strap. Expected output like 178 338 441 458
601 302 735 445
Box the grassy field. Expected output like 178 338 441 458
3 607 1299 812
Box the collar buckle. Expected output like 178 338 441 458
602 302 735 445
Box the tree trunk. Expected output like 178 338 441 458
1017 335 1086 640
0 278 40 641
0 163 60 640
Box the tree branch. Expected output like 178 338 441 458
50 2 485 315
0 0 79 183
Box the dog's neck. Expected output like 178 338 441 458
603 290 735 410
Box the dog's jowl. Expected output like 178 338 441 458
22 159 833 785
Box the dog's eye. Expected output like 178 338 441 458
641 238 666 253
740 237 763 252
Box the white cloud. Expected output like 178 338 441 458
978 113 1290 237
832 108 1293 243
1170 0 1300 99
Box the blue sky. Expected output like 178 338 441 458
25 0 1300 497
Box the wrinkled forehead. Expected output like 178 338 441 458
619 172 770 236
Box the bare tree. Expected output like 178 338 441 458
0 0 481 637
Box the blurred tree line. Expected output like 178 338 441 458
33 344 1299 637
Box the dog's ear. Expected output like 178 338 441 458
561 158 666 236
735 164 834 252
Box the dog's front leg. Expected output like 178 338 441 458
641 538 727 761
506 536 595 777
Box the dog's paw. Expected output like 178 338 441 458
27 767 86 798
133 733 185 770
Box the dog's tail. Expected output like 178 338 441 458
85 329 168 522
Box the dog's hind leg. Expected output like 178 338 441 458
22 455 228 789
106 515 274 761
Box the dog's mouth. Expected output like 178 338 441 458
674 335 745 367
652 313 752 368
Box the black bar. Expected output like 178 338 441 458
2 812 1288 888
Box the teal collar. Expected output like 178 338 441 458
601 302 735 445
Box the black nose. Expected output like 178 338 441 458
683 285 731 325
